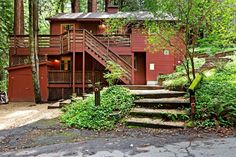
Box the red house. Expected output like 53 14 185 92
7 4 185 102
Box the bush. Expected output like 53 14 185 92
104 61 125 86
60 86 134 130
195 60 236 127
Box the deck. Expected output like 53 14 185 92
9 29 131 57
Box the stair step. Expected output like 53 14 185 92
131 90 186 98
122 85 164 90
134 98 190 109
130 108 189 116
126 117 185 128
135 98 189 104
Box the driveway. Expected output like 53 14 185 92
0 102 61 130
1 137 236 157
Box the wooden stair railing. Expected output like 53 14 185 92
84 30 132 84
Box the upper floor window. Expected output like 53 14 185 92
61 24 74 33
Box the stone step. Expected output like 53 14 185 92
130 108 189 116
122 85 164 90
134 98 190 109
131 90 186 98
48 99 71 109
126 117 185 128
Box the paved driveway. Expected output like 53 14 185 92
1 137 235 157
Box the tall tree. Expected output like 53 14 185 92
88 0 97 12
71 0 80 12
29 0 41 103
0 0 13 91
14 0 24 35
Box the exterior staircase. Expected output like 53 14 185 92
124 85 190 128
84 30 132 85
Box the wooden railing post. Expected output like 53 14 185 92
188 74 202 118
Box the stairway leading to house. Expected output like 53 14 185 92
124 85 190 128
84 30 132 84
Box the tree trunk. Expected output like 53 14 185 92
88 0 97 12
14 0 24 35
71 0 80 13
29 0 41 103
105 0 109 12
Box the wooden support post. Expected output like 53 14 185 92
94 87 100 106
131 53 134 84
82 30 85 96
92 59 95 90
82 51 85 95
72 52 75 93
72 26 76 95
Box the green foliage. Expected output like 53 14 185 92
61 86 134 130
159 58 205 88
104 61 125 86
195 58 236 127
0 0 13 91
143 0 236 83
104 18 130 35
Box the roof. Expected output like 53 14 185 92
46 11 176 21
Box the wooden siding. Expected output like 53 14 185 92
131 28 146 52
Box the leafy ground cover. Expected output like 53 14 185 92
160 54 236 127
61 86 134 130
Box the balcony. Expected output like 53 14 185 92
9 29 131 57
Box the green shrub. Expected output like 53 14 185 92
104 61 125 86
60 86 134 130
195 60 236 127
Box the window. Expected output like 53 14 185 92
61 57 71 71
61 24 74 33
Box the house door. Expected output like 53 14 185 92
134 53 146 85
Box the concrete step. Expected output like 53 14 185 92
126 117 185 128
130 108 189 116
134 98 190 109
131 90 186 98
122 85 164 90
48 99 71 109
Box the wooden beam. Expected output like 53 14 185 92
82 30 85 95
72 52 75 93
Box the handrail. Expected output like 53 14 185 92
84 30 132 70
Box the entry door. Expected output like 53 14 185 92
134 53 146 85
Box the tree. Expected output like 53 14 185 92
88 0 97 12
29 0 41 103
0 0 13 91
143 0 236 83
71 0 80 12
14 0 24 35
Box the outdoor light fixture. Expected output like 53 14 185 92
98 24 106 31
54 59 60 63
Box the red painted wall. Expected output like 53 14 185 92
8 64 48 102
132 28 185 83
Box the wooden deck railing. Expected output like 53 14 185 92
10 35 61 48
94 34 131 47
84 30 132 84
48 70 105 84
9 30 131 55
